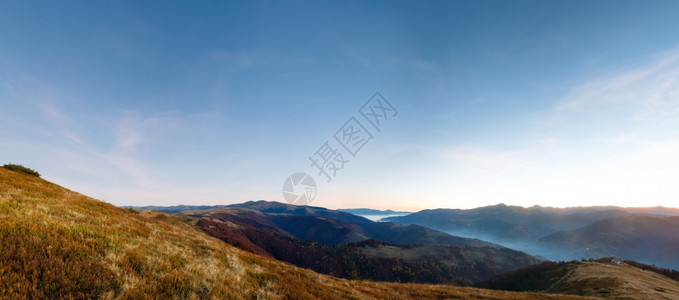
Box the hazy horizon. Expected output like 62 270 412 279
3 1 679 210
125 199 679 212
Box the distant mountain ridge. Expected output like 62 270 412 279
384 203 679 270
124 204 226 213
383 204 633 242
228 200 375 225
338 208 412 215
539 215 679 269
181 201 497 247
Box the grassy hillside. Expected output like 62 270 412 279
478 259 679 299
0 167 592 299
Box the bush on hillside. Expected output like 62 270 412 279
124 207 139 214
2 164 41 177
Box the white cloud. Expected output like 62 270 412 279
552 46 679 122
112 111 181 154
1 64 177 191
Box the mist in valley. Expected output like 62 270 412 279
440 229 679 271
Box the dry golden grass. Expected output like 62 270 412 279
0 167 595 299
549 261 679 300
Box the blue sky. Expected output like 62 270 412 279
2 1 679 210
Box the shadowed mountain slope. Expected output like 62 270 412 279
195 215 541 284
229 200 374 224
478 259 679 299
184 202 496 247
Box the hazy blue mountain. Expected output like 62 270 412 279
539 215 679 269
382 204 623 242
384 204 679 242
384 204 679 270
338 208 412 215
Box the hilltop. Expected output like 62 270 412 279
0 167 590 299
478 259 679 299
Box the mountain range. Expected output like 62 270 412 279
337 208 411 215
177 201 537 283
225 200 495 247
384 203 679 269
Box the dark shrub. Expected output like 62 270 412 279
2 164 41 177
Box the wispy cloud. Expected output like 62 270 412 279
37 100 157 187
112 111 183 154
551 46 679 122
1 63 186 190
